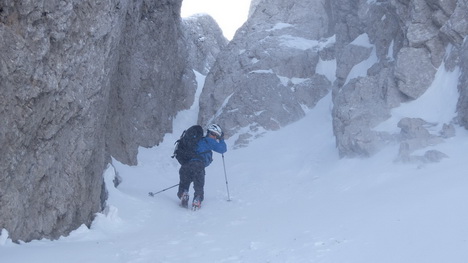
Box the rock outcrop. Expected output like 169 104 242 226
0 0 192 242
457 39 468 129
105 0 193 165
330 0 467 159
396 118 447 163
183 14 228 75
198 0 467 159
0 0 124 242
198 0 332 146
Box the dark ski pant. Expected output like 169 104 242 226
177 161 206 201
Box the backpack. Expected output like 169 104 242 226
172 125 204 165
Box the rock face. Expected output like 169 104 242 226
330 0 468 158
198 0 332 146
396 118 446 163
198 0 467 158
0 0 123 243
458 39 468 129
331 0 405 157
105 0 193 165
0 0 192 242
248 0 263 18
183 14 228 75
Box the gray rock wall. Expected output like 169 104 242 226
331 0 468 158
331 0 404 157
105 0 193 165
183 14 228 75
458 39 468 128
0 0 125 242
0 0 190 242
198 0 467 158
198 0 332 146
248 0 263 18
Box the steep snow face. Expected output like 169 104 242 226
2 81 468 263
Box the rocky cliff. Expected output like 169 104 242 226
198 0 332 146
0 0 195 242
182 14 228 75
105 0 194 165
331 0 467 161
458 39 468 128
199 0 467 159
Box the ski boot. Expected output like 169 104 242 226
180 190 189 208
192 196 202 211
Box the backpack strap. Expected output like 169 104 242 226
171 139 181 159
192 137 210 162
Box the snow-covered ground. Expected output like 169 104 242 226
2 57 468 262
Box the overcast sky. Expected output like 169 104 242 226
181 0 251 39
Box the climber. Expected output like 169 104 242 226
176 124 227 210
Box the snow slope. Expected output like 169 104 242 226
2 70 468 262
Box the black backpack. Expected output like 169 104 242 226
172 125 204 165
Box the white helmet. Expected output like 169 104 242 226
207 124 222 137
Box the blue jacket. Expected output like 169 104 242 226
194 136 227 167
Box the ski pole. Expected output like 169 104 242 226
148 184 179 197
222 154 231 201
